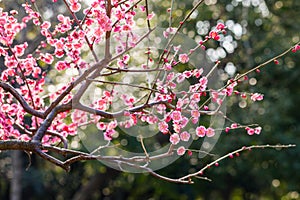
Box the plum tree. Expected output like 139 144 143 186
0 0 298 184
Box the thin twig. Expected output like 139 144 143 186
105 66 163 72
178 144 296 183
144 0 151 30
35 148 70 171
105 0 112 59
111 27 156 61
87 78 160 92
139 135 150 160
46 130 68 149
219 42 300 93
73 100 168 119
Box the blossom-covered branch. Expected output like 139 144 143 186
0 0 298 183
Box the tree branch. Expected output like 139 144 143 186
32 103 72 142
0 140 295 183
0 81 45 118
46 130 68 149
44 58 109 116
87 78 160 92
73 100 168 118
179 144 295 183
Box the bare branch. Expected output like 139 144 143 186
144 0 151 30
178 144 296 183
35 148 70 171
105 66 163 73
105 0 112 59
1 139 295 183
0 140 41 151
219 42 300 92
73 100 168 118
234 42 300 81
87 78 160 92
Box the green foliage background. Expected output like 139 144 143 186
0 0 299 199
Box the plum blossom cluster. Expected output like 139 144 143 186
209 22 226 41
0 103 21 140
0 9 26 46
0 0 295 167
0 0 145 144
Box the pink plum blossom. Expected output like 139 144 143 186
158 121 169 134
171 110 182 122
178 54 189 63
180 131 190 142
177 146 186 155
206 127 215 137
254 127 262 134
191 110 200 118
196 126 207 137
246 127 255 135
169 134 180 145
216 23 225 30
